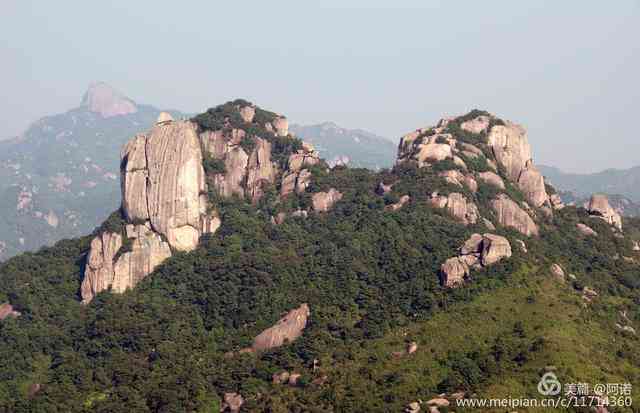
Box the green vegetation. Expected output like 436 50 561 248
0 108 638 412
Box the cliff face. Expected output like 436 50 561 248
81 101 330 303
81 113 217 303
122 117 210 251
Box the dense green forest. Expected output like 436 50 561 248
0 105 639 412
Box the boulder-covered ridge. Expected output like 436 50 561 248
81 106 627 301
395 110 565 236
81 100 342 303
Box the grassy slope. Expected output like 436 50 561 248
255 266 638 412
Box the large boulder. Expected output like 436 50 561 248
312 189 343 212
0 303 20 320
586 194 622 230
491 195 539 236
480 234 512 266
576 223 597 236
478 171 505 189
252 304 310 352
430 192 479 225
440 257 469 287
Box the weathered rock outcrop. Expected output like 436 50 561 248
122 118 210 251
385 195 410 211
491 195 539 236
312 189 343 212
586 194 622 230
82 115 217 303
251 304 310 352
429 192 479 225
281 143 320 197
221 392 244 413
478 171 505 189
486 120 550 208
550 263 565 282
0 303 20 320
440 257 470 287
81 82 137 118
441 233 511 287
576 223 597 236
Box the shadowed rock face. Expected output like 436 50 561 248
252 304 310 352
491 194 539 236
586 194 623 230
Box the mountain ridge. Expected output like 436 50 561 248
1 102 638 411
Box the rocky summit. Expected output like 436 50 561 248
1 104 639 412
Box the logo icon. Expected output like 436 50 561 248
538 372 562 396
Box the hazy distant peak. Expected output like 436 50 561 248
80 82 137 118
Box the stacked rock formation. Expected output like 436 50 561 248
586 194 623 231
440 233 512 287
81 113 218 303
396 112 556 237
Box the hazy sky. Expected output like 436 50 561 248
2 1 639 173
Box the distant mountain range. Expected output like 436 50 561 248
0 83 186 260
0 85 396 261
539 164 640 202
2 84 638 262
290 122 395 169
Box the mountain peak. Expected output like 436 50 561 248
80 82 137 118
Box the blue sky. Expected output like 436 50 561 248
1 1 639 173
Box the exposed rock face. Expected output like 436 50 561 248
549 193 565 210
586 194 622 230
459 233 512 267
221 392 244 413
312 189 343 212
246 138 278 202
272 117 289 137
81 232 123 303
239 105 255 123
576 223 597 236
0 303 20 320
478 171 505 189
281 144 320 197
122 120 209 251
81 82 137 118
82 117 217 303
480 234 512 266
440 257 469 287
430 192 479 225
486 122 550 208
461 115 490 134
491 195 539 236
550 263 565 282
252 304 310 352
